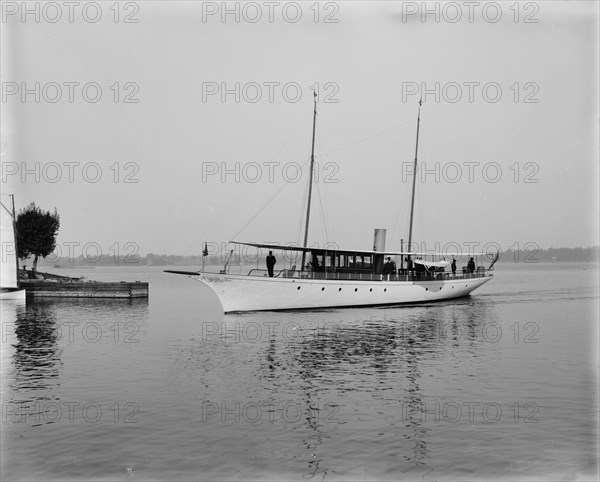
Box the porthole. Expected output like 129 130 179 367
297 286 301 290
354 288 358 292
384 288 387 292
425 288 428 291
439 287 442 290
321 287 325 291
339 288 342 292
369 288 373 292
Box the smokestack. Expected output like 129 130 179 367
373 229 386 274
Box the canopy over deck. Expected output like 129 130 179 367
230 241 491 258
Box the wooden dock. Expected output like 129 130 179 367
21 280 149 299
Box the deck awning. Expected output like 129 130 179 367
230 241 490 258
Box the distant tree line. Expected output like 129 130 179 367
500 246 599 263
31 246 599 269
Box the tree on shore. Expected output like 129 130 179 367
16 203 60 273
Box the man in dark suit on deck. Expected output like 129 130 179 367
383 257 397 277
266 251 276 277
467 257 475 274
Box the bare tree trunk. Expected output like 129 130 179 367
33 255 39 274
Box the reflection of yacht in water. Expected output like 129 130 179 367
1 195 26 300
255 304 488 475
168 99 496 312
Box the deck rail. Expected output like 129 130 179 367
243 268 492 282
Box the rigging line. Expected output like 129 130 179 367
268 115 312 164
318 120 415 158
390 181 412 249
323 191 331 244
418 160 431 251
0 200 13 217
229 157 311 242
413 147 420 249
315 124 332 245
419 144 428 251
389 181 403 244
321 175 335 244
181 116 312 254
414 107 425 251
417 169 425 252
298 118 318 247
314 114 323 245
391 148 418 250
315 181 329 245
320 156 336 244
296 140 316 246
181 184 251 254
314 121 326 245
296 163 310 245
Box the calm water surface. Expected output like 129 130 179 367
1 262 598 481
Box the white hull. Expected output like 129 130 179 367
191 273 493 313
1 289 26 301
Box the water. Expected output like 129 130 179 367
1 262 598 481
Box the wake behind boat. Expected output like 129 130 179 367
167 97 496 313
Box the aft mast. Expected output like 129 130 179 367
407 98 422 257
301 91 318 271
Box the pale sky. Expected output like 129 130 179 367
1 1 598 258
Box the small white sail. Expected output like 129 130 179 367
413 259 450 269
1 202 19 289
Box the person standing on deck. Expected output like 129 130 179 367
266 251 276 277
383 257 391 275
312 252 321 272
451 258 457 277
383 257 397 277
467 257 475 274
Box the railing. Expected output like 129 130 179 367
242 268 492 281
